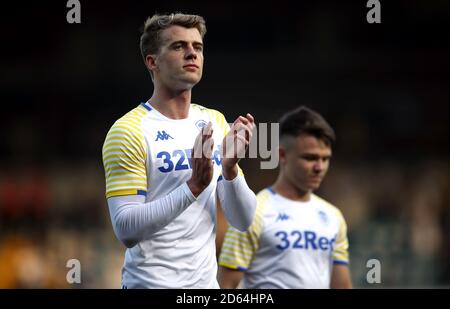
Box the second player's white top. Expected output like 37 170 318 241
219 187 349 289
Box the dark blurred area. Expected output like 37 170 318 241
1 0 449 288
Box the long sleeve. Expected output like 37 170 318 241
217 175 256 231
107 182 196 248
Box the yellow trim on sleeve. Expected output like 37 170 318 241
106 189 146 199
218 262 241 270
103 105 148 199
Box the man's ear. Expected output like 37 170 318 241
279 146 287 165
145 54 158 72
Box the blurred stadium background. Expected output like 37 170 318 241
1 0 449 288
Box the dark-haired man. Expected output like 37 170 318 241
218 106 352 289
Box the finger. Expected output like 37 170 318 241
234 124 253 143
202 133 214 149
240 117 254 133
202 129 214 145
232 122 246 132
222 134 248 160
233 116 248 126
235 135 249 159
202 122 213 142
203 121 213 135
246 113 255 125
235 134 249 145
234 122 252 135
195 124 206 147
202 136 214 159
194 127 207 158
239 116 249 125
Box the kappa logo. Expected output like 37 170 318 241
276 213 291 222
155 130 174 141
318 210 329 226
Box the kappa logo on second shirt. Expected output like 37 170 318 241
318 210 329 226
276 213 291 222
155 130 174 141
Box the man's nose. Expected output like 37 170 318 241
185 45 197 60
313 160 324 172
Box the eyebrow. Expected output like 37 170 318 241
169 40 203 47
301 153 332 158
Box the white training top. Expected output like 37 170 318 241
103 102 244 288
219 187 349 289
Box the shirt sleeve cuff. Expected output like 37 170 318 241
182 182 197 202
223 174 243 185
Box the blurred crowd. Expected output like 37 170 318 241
0 159 449 288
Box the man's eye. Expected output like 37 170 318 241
173 45 182 50
195 46 203 52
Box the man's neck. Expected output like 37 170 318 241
272 174 312 202
149 85 192 119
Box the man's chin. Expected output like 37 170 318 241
183 72 202 82
175 80 200 91
308 182 322 191
178 77 201 89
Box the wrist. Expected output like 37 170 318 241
187 180 204 197
222 164 238 180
